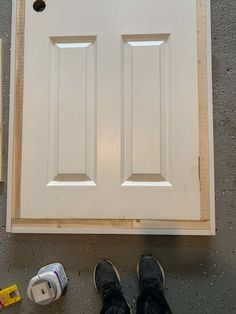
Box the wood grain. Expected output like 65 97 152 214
12 218 210 231
12 0 25 218
197 0 211 220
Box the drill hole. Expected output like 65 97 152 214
33 0 46 12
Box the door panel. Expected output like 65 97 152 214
122 35 170 184
20 0 200 220
48 37 97 184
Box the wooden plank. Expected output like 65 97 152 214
133 219 210 230
12 0 25 218
12 218 210 230
12 218 134 229
197 0 211 220
11 218 212 235
6 0 19 231
11 227 213 236
205 0 215 234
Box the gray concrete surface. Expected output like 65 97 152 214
0 0 235 313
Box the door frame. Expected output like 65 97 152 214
7 0 215 235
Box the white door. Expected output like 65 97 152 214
20 0 200 220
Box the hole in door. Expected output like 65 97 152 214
33 0 46 12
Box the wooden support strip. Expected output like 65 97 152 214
12 218 210 231
12 219 134 229
12 0 25 218
197 0 211 220
133 219 210 230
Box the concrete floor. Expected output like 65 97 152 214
0 1 235 313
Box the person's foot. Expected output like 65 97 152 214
94 260 131 313
94 260 121 296
137 255 165 292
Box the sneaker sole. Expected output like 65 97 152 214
136 255 166 290
93 260 132 313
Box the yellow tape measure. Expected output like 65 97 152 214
0 285 22 309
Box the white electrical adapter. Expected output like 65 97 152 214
27 263 68 305
31 281 55 304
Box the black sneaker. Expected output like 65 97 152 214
94 260 121 295
94 260 131 313
137 255 165 292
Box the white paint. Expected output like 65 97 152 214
122 36 170 184
56 43 92 48
20 0 200 220
48 37 96 184
128 41 164 47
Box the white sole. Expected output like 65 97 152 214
137 255 166 290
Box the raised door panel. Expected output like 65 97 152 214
122 35 170 184
48 37 97 185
